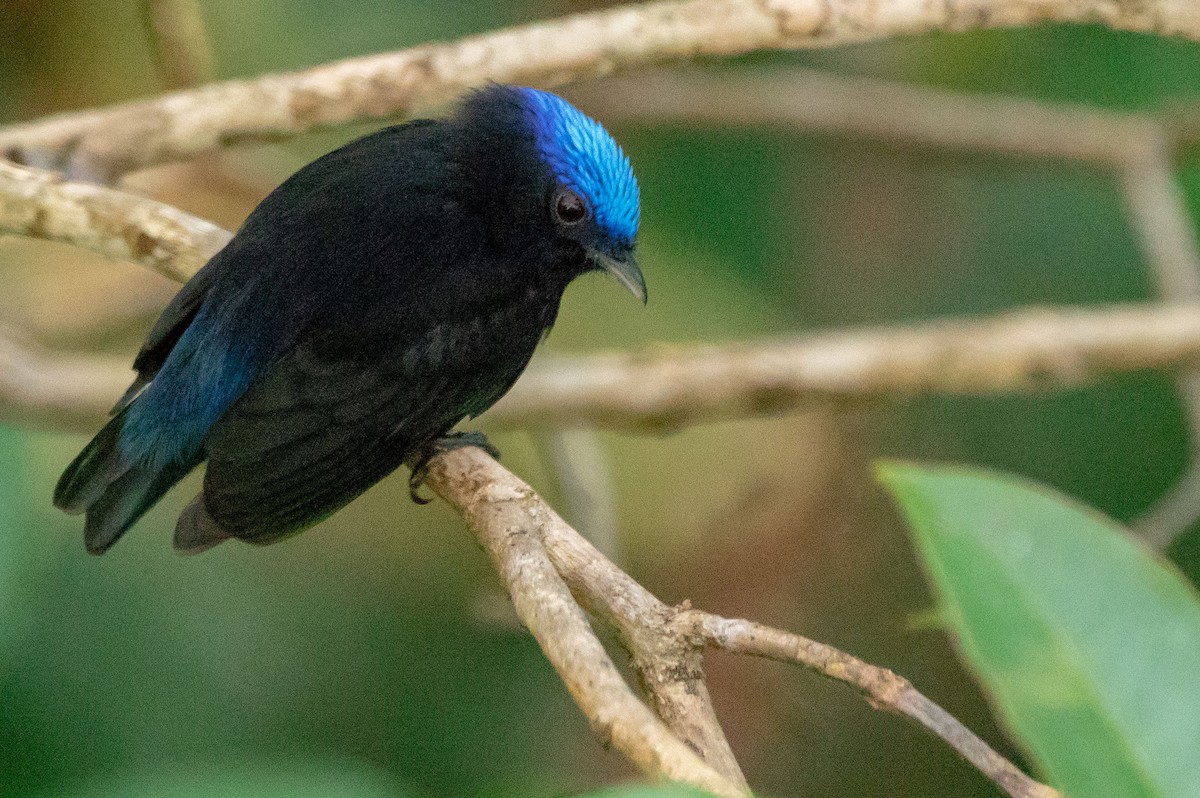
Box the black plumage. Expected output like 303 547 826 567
54 85 644 553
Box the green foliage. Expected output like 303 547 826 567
879 463 1200 798
573 785 716 798
49 759 406 798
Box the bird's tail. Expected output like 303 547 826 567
53 409 195 554
54 409 129 515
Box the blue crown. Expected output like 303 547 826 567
518 87 640 245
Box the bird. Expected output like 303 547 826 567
53 84 644 555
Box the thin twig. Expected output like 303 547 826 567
141 0 216 90
1133 464 1200 549
534 428 623 561
1118 136 1200 546
686 613 1060 798
3 0 1200 180
426 446 1059 798
1120 137 1200 300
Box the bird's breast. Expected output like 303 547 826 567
418 288 558 374
397 283 563 421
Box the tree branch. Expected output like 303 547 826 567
424 446 748 797
426 446 1059 798
490 303 1200 430
571 68 1160 165
10 302 1200 432
3 0 1200 180
0 160 230 281
685 612 1060 798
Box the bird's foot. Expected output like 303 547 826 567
408 431 501 504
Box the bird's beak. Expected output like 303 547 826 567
590 250 647 304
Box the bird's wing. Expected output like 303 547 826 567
191 333 472 545
112 252 224 413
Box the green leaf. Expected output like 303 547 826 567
877 462 1200 798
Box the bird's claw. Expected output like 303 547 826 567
408 431 501 504
408 463 434 505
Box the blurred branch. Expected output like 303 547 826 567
1120 137 1200 299
141 0 216 90
11 160 1200 439
491 304 1200 430
534 428 623 561
426 446 1060 798
1118 137 1200 547
572 69 1160 164
14 299 1200 432
3 0 1200 181
0 160 230 281
581 68 1200 548
0 327 129 430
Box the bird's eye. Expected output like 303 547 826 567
553 189 588 225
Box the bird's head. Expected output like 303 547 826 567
456 85 646 303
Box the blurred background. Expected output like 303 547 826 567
4 1 1200 796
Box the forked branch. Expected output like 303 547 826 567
425 446 1059 798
